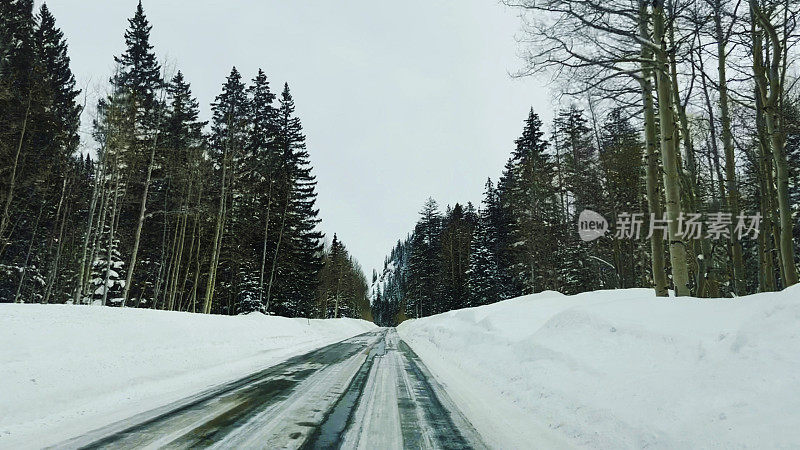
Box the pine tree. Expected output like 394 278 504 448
317 234 370 319
374 239 409 325
246 69 278 311
466 209 503 306
553 105 603 215
204 67 248 314
87 228 126 305
599 108 648 288
551 107 605 294
440 203 475 312
89 1 165 306
34 4 81 159
267 84 323 317
501 109 560 294
481 178 514 299
407 198 442 317
113 1 162 127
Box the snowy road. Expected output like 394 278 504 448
57 328 485 449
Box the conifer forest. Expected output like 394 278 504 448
0 1 369 318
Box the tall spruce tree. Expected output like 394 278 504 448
407 198 442 317
599 109 648 288
113 1 162 128
204 67 248 314
551 107 604 294
466 207 503 306
439 203 475 312
246 69 278 311
267 83 323 317
34 4 81 159
500 109 560 294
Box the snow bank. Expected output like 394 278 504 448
0 304 375 448
398 287 800 449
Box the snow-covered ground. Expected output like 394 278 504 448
398 287 800 449
0 304 375 448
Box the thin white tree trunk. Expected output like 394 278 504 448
1 89 32 247
258 178 274 307
653 0 690 296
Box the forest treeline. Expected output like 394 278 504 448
0 1 370 319
372 0 799 326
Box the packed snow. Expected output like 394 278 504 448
398 287 800 449
0 304 375 448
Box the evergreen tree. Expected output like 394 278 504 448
599 108 648 288
246 69 278 311
268 84 323 317
553 105 603 215
466 209 503 306
481 178 514 299
407 198 442 317
34 4 81 159
439 203 475 312
551 107 605 294
204 67 248 314
112 1 162 127
373 239 409 325
87 228 126 305
317 234 370 319
501 108 560 294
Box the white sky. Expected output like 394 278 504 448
42 0 552 276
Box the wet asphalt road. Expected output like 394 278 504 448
56 329 486 449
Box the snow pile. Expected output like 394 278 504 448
398 287 800 449
0 304 375 448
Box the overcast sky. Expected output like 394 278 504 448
42 0 552 277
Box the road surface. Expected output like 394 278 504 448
57 328 486 449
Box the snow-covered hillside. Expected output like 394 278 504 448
398 287 800 449
0 304 375 448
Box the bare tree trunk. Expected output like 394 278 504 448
203 146 229 314
44 199 70 304
334 264 342 319
102 162 122 307
667 20 707 297
43 178 69 304
266 184 291 312
14 202 45 303
190 225 202 313
152 179 171 309
751 1 798 287
653 0 690 296
712 1 746 294
1 89 32 247
180 186 201 310
74 154 105 304
85 166 110 303
698 39 737 294
122 131 161 306
258 178 274 307
757 144 777 291
168 182 190 311
639 0 669 296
